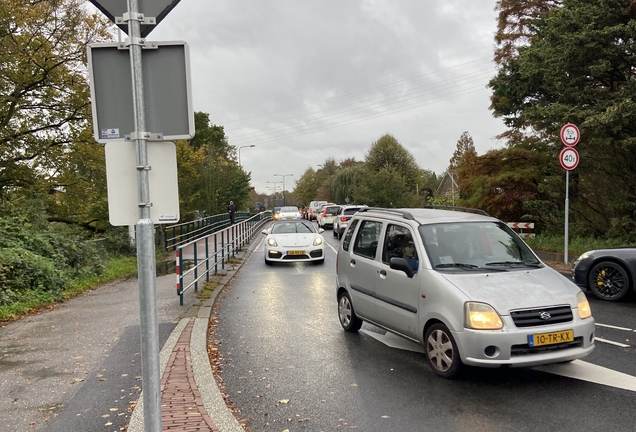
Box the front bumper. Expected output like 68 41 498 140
452 316 596 368
265 246 324 262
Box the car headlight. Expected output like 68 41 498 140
464 302 503 330
313 236 323 246
575 252 593 262
577 291 592 319
267 238 278 247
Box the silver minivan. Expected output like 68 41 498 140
335 207 595 378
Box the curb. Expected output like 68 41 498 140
128 232 263 432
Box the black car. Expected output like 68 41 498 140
572 247 636 301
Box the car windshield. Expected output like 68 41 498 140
280 206 298 212
418 222 542 271
271 221 316 234
326 207 340 215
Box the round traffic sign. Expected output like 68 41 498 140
559 147 579 170
560 123 580 146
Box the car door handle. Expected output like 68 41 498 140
379 269 387 276
350 259 356 266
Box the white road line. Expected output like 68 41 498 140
535 360 636 393
361 330 424 353
326 242 338 254
595 337 630 348
596 323 634 332
362 330 636 392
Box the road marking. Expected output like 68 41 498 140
535 360 636 392
361 330 424 353
361 330 636 392
596 323 633 332
326 242 338 254
595 337 630 348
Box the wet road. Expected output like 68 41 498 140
213 225 636 432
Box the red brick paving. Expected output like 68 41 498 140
161 319 220 431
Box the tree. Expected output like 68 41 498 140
0 0 111 204
457 140 551 223
333 165 360 204
489 0 636 237
494 0 563 66
292 168 318 206
354 135 421 207
448 132 477 172
175 112 252 219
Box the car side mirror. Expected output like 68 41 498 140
318 228 325 234
390 257 415 278
262 229 268 235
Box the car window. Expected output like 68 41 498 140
344 208 361 215
342 219 359 251
419 221 539 269
353 220 382 259
382 224 419 270
327 206 340 215
272 222 315 234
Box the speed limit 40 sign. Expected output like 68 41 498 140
560 147 579 170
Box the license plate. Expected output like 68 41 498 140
288 250 305 255
528 329 574 347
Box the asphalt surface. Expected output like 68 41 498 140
212 229 636 432
0 272 189 432
2 222 634 432
0 221 267 432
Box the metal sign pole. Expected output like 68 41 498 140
127 0 161 430
564 170 569 265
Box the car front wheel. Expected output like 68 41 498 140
338 292 362 332
424 323 462 378
588 261 631 301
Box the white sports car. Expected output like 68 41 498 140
262 220 325 265
278 206 302 220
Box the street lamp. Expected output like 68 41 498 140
273 174 293 206
238 145 256 166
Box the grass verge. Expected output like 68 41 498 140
0 255 138 322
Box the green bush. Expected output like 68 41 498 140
0 247 66 305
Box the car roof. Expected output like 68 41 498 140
355 207 498 225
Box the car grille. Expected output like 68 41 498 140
282 254 308 260
510 306 573 328
511 337 583 356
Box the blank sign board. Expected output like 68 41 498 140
88 42 194 143
105 141 180 226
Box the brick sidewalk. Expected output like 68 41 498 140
161 319 220 431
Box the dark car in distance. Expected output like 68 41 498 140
572 247 636 301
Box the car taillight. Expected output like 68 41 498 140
340 216 347 222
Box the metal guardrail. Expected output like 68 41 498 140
175 211 272 305
164 212 251 251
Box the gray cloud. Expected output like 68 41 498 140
140 0 507 194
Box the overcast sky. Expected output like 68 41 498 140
120 0 507 195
